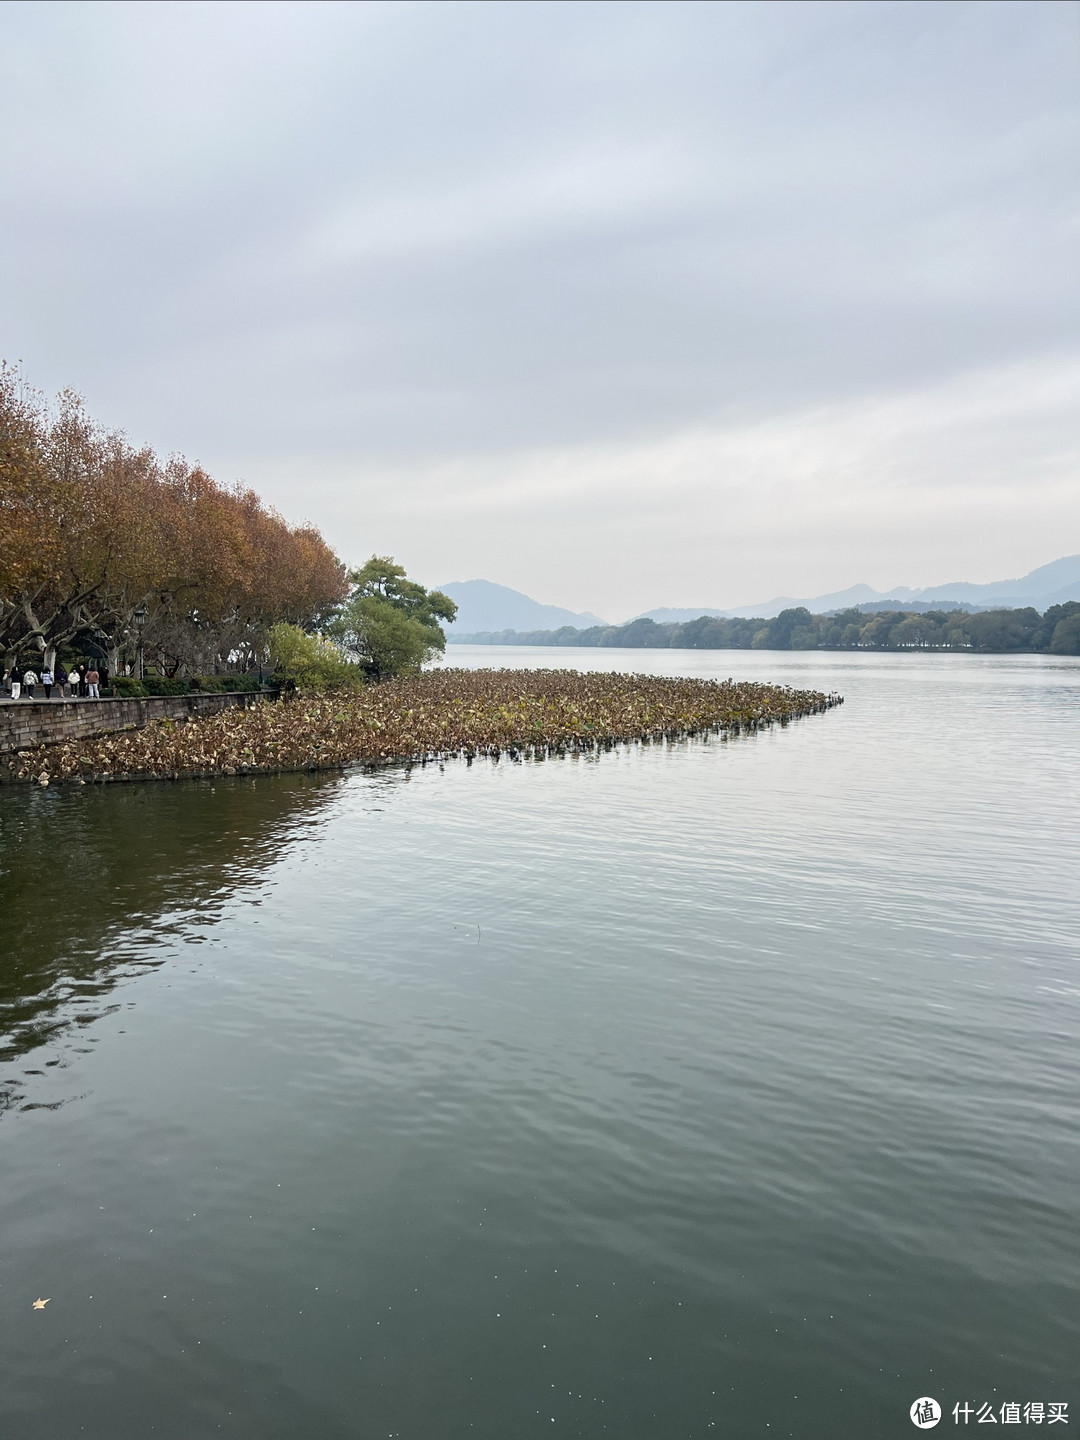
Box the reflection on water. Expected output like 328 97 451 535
0 774 342 1103
1 651 1078 1439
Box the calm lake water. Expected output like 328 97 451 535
2 646 1078 1438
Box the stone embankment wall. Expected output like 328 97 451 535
0 691 277 757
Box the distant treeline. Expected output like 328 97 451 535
450 603 1080 654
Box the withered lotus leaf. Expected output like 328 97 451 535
5 670 840 786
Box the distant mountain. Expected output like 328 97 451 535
906 554 1080 608
438 579 606 636
640 584 882 624
632 555 1080 622
440 556 1080 638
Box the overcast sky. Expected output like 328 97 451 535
1 0 1076 619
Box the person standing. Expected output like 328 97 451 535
8 669 20 700
76 662 87 697
86 666 100 699
23 666 38 699
41 666 53 700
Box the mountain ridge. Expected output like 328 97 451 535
438 556 1080 636
437 578 607 635
629 555 1080 623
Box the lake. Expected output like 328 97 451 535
1 646 1077 1438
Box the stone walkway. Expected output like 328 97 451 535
0 695 97 706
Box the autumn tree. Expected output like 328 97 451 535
0 368 347 675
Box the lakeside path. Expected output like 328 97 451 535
1 669 841 785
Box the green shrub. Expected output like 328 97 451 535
267 624 364 692
188 674 265 693
106 676 148 698
141 676 191 696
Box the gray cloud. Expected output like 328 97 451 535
1 0 1076 612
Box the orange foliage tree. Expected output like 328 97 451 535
0 367 347 675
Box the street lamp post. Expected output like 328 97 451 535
134 603 148 681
